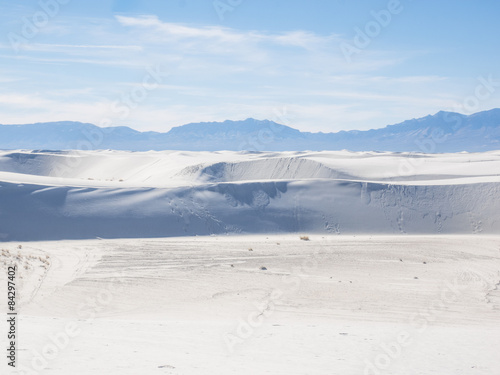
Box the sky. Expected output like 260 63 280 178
1 0 499 133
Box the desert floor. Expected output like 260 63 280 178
1 235 499 375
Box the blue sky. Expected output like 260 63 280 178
1 0 499 132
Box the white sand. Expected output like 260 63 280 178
1 235 499 374
1 150 500 240
1 150 500 373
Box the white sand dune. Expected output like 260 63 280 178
1 150 500 374
1 150 500 240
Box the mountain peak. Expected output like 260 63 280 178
1 109 499 152
165 118 300 140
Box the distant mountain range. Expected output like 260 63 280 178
1 109 500 152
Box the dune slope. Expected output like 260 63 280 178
1 150 499 240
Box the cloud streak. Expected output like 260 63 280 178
21 43 144 52
115 15 338 48
1 13 487 133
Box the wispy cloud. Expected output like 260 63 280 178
1 12 482 132
21 43 143 52
116 15 338 46
0 94 52 107
116 15 246 43
0 53 147 67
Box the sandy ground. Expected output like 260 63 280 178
1 235 499 374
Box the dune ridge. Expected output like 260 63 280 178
1 150 499 240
